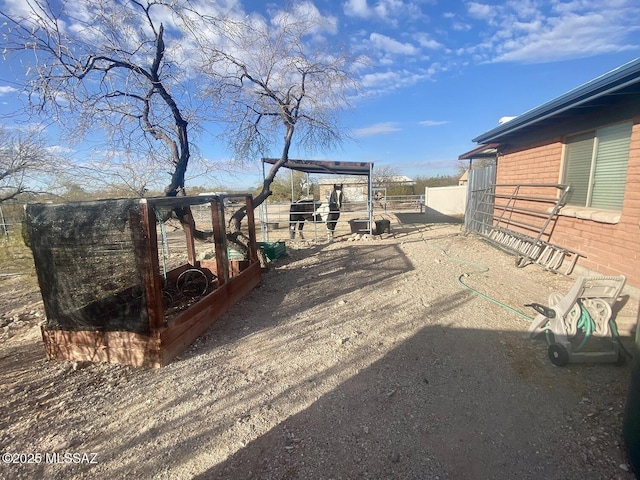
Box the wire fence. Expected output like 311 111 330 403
1 194 427 244
0 204 22 237
258 194 424 242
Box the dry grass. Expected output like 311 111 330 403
0 231 39 302
0 229 37 287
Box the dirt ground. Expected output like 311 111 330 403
1 216 639 479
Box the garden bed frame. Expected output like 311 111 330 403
37 194 261 368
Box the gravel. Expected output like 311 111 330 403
0 219 637 479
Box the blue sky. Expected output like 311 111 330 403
1 0 640 190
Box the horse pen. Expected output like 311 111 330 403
1 186 639 478
257 194 424 242
260 158 378 243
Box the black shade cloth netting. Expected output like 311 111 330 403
25 199 149 334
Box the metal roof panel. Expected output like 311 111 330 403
262 158 373 176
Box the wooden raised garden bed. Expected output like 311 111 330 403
25 194 261 367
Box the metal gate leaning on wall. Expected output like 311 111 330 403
464 164 497 233
463 166 582 275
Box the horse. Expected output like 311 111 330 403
289 199 321 239
289 184 343 239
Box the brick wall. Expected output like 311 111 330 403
496 120 640 289
498 139 563 184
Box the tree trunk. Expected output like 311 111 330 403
226 123 295 266
164 121 190 197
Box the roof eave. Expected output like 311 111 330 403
458 143 499 160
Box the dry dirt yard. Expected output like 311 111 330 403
1 217 639 480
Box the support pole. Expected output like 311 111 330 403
182 206 197 266
245 196 259 265
137 200 164 331
368 164 374 234
211 198 229 286
260 158 269 242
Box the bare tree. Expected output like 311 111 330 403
269 170 317 202
0 127 54 202
66 153 167 198
2 1 360 254
1 0 202 197
372 165 400 187
190 7 359 239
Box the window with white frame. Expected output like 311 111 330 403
563 122 632 210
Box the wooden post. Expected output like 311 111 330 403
211 198 229 285
182 206 197 266
137 200 165 331
245 195 259 264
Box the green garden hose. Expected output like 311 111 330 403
420 233 629 356
575 305 594 352
420 233 535 321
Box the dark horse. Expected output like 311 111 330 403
289 184 343 239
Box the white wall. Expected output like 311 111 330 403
424 185 467 215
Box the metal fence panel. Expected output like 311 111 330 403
465 165 496 233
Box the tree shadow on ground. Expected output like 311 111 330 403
178 239 415 356
1 231 636 480
193 318 633 480
391 213 463 237
396 212 463 226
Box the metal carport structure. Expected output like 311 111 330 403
261 158 374 240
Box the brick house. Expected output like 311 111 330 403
465 58 640 290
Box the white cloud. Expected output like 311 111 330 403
353 122 401 137
344 0 372 18
45 145 74 155
464 0 640 63
360 71 401 88
414 33 443 50
343 0 424 24
495 15 635 62
452 21 472 31
467 2 495 21
359 68 433 96
369 32 419 55
1 0 38 18
272 1 338 36
0 86 18 96
419 120 450 127
442 10 471 31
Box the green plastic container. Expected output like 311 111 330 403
227 248 245 260
257 241 286 261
